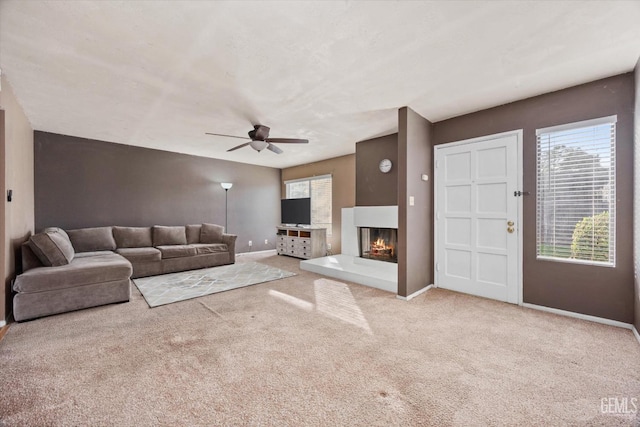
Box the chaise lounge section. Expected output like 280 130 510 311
13 223 237 321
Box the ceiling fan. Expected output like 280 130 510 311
206 125 309 154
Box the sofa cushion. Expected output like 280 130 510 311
156 245 198 259
191 243 229 255
185 225 202 244
67 227 116 253
115 247 161 263
13 253 132 294
200 223 224 244
153 226 187 246
74 251 116 259
28 228 75 267
113 227 153 248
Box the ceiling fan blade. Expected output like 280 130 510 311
206 132 248 140
265 138 309 144
267 143 283 154
227 142 251 152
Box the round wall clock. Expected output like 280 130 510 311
379 158 392 173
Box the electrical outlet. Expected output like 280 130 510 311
248 240 252 247
327 243 332 250
264 239 268 245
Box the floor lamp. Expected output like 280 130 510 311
220 182 233 232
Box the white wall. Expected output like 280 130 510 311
0 74 35 323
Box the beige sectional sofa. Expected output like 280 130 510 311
13 224 237 321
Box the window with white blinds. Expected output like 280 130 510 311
285 175 332 236
536 116 616 266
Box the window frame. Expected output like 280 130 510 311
535 115 617 267
284 174 332 235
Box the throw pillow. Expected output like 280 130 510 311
113 227 153 248
29 227 75 267
200 223 224 244
153 226 187 246
67 227 117 252
185 224 202 244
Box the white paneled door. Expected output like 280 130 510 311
435 131 522 304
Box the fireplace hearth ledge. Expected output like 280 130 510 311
300 254 397 293
300 207 398 294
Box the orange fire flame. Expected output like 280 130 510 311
372 238 394 251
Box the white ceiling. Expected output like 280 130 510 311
1 1 639 169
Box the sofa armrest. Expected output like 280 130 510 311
222 234 237 263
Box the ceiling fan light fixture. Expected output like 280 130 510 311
249 140 269 152
207 124 309 154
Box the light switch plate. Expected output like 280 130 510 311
409 196 415 206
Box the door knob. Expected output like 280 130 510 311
507 221 514 226
507 227 514 233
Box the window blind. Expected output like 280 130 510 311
536 116 616 266
285 175 332 236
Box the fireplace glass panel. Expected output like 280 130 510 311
359 227 397 263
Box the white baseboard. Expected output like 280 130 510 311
397 284 433 301
633 326 640 346
522 303 633 330
237 249 277 256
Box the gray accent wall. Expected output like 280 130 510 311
433 74 635 323
398 107 433 298
34 132 280 254
355 134 398 206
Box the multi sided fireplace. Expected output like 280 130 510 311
358 227 397 263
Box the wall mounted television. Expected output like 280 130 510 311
281 198 311 226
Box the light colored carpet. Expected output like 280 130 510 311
1 251 639 426
134 262 296 307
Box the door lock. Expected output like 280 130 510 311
507 221 514 226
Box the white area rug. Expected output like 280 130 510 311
133 262 296 307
